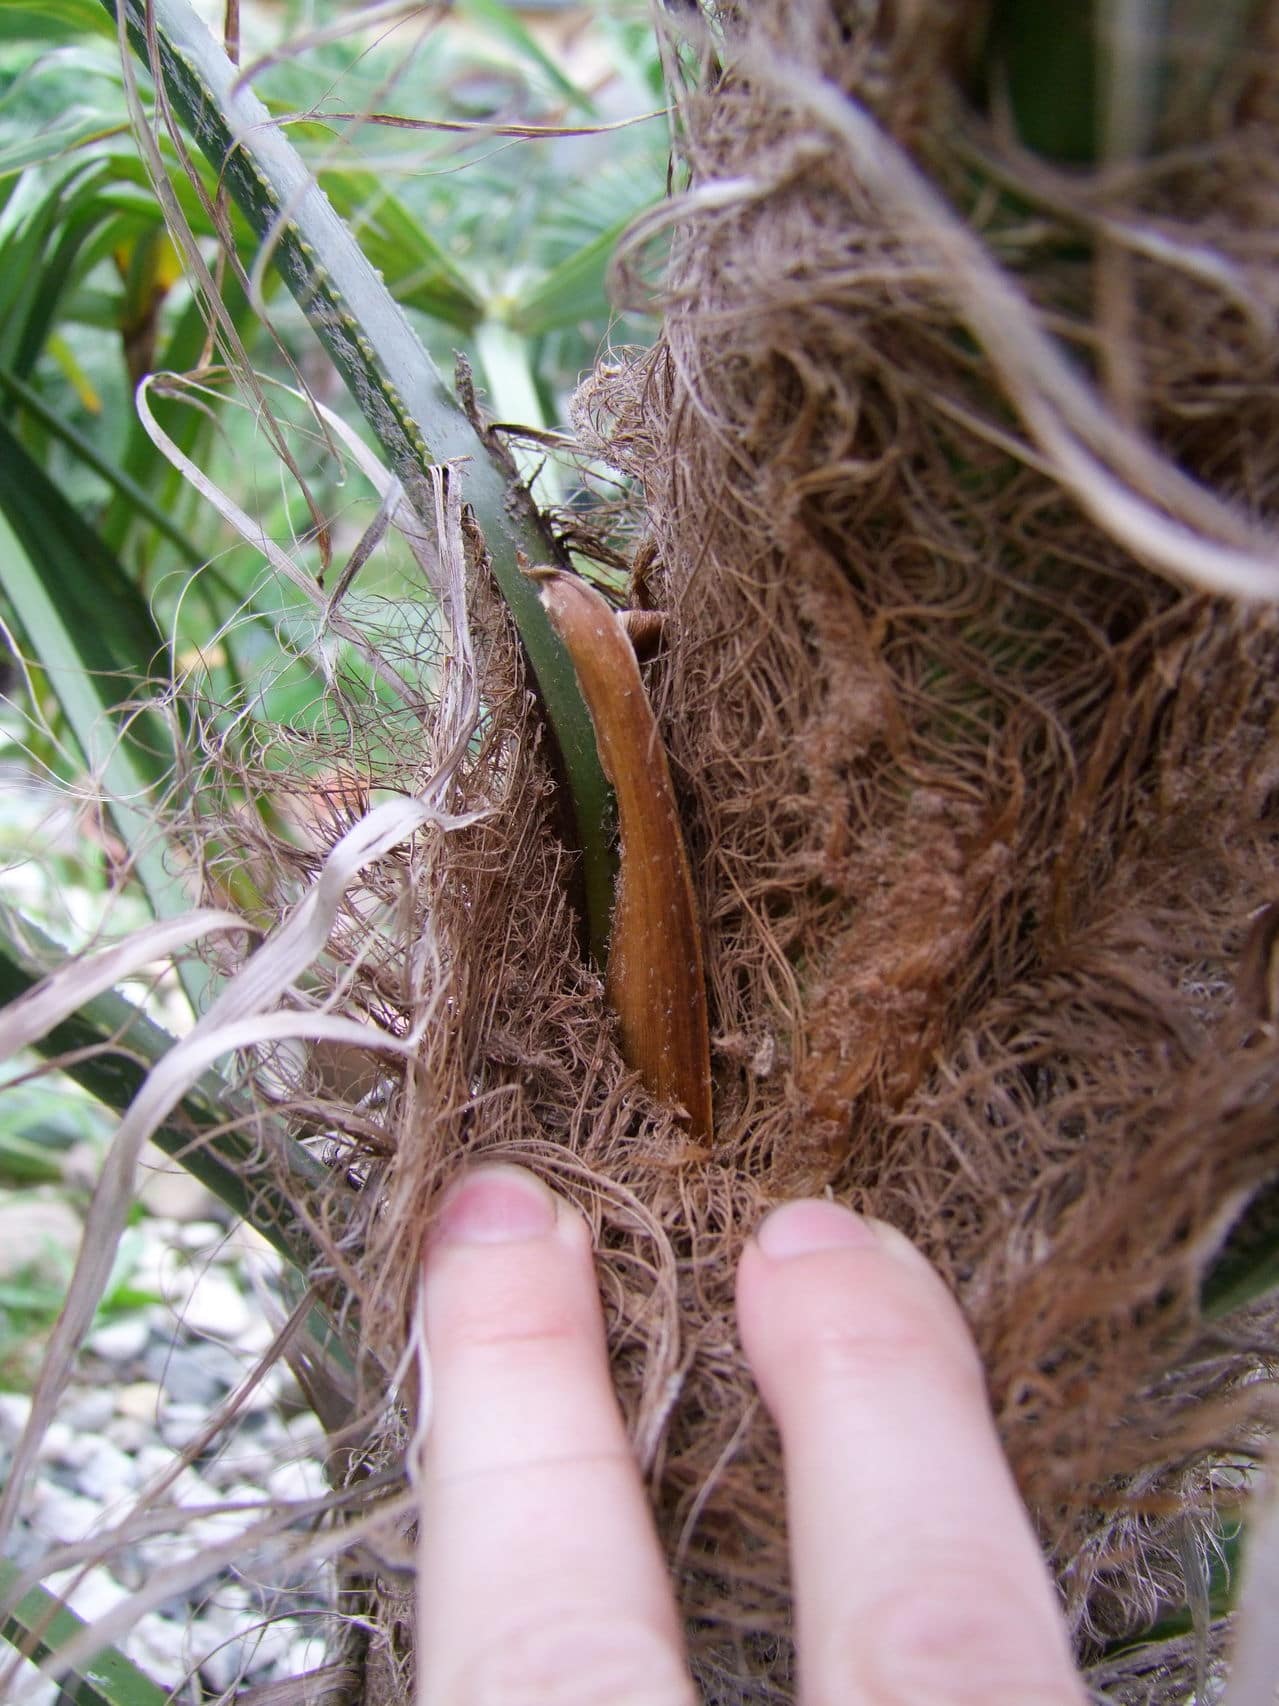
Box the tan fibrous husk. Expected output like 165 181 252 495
207 3 1279 1701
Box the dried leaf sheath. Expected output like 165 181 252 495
536 570 713 1139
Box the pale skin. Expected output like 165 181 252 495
416 1165 1088 1706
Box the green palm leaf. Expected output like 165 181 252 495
0 415 211 1008
0 1557 165 1706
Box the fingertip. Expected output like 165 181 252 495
754 1197 880 1260
745 1197 947 1281
429 1162 559 1248
737 1203 989 1413
424 1163 593 1266
737 1199 975 1376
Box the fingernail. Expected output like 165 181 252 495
756 1198 878 1260
435 1165 557 1245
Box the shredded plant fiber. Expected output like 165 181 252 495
219 3 1279 1701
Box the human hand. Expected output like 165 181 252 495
414 1165 1086 1705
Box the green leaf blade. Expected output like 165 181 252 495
0 1556 167 1706
0 416 213 1007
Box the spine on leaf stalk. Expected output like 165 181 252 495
536 570 713 1140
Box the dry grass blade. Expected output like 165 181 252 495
0 908 241 1059
105 0 617 959
135 375 424 717
536 569 712 1139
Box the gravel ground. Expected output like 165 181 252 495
1 1196 341 1703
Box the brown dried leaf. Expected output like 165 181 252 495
536 569 713 1139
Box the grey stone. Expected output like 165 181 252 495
105 1413 152 1452
188 1481 266 1548
115 1380 162 1422
287 1632 333 1679
132 1441 179 1486
37 1421 74 1463
0 1205 335 1706
44 1564 131 1622
29 1484 103 1544
157 1400 213 1452
50 1429 101 1470
135 1148 218 1221
0 1390 31 1442
127 1225 178 1295
87 1314 151 1364
3 1521 46 1573
171 1267 251 1340
283 1412 326 1456
233 1311 279 1356
62 1388 115 1432
124 1613 190 1689
0 1194 81 1278
174 1220 227 1253
144 1338 242 1406
167 1463 219 1510
198 1612 297 1691
267 1456 327 1506
74 1439 137 1503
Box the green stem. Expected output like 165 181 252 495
473 316 562 506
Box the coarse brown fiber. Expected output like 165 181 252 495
274 3 1279 1700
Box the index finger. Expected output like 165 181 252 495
415 1165 694 1706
